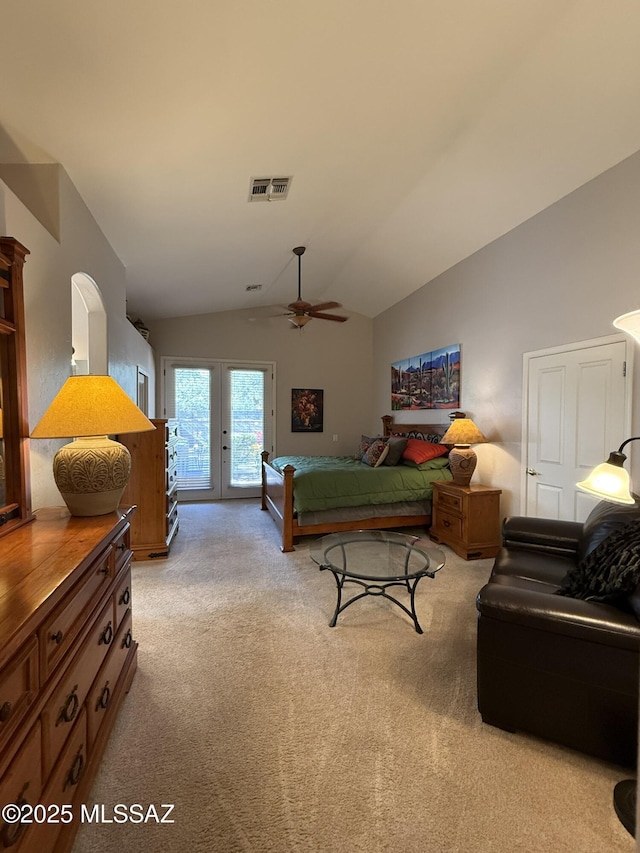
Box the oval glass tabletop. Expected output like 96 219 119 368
310 530 445 582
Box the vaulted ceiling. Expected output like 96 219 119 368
2 1 640 321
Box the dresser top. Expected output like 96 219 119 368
0 506 134 667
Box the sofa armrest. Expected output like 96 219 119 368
502 516 583 557
476 581 640 651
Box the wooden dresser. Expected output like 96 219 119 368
430 481 502 560
0 507 137 853
118 419 179 560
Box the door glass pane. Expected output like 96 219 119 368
175 367 212 490
229 369 264 487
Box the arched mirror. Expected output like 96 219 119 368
0 237 33 536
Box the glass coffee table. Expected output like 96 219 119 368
310 530 445 633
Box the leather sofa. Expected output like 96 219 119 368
476 500 640 766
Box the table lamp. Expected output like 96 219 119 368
440 414 487 486
31 375 155 516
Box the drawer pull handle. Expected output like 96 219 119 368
51 629 64 645
97 564 109 576
57 687 79 726
119 587 131 606
0 785 28 848
122 630 133 649
100 622 114 646
116 542 126 552
96 683 111 711
64 747 85 790
0 701 12 723
443 520 451 528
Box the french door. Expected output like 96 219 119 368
162 357 275 500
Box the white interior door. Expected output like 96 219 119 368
162 357 274 501
523 335 631 521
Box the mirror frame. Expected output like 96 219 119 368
0 237 33 537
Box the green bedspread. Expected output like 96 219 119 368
270 455 452 513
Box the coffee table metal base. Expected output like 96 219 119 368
320 568 426 633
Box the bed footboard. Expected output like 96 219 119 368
261 451 296 552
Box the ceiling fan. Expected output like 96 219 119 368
283 246 348 328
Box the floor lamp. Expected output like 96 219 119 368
577 436 640 838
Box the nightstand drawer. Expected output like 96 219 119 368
437 490 464 514
436 512 463 540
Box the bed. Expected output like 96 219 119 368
261 415 452 551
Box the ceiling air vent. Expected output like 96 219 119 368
248 176 293 202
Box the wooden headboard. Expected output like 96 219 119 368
381 414 451 440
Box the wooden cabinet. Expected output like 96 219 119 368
0 507 137 853
118 418 179 560
430 481 502 560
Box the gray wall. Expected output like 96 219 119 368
0 167 155 510
373 150 640 516
147 308 373 457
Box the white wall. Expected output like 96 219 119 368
0 167 156 510
373 150 640 516
147 308 373 457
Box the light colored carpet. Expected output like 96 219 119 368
72 500 634 853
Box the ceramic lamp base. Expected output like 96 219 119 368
448 446 477 486
53 436 131 516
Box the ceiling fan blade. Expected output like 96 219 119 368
307 311 348 322
308 301 342 312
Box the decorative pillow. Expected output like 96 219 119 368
383 436 408 466
362 439 389 468
394 430 443 444
401 456 450 470
577 498 640 563
402 438 448 465
558 520 640 603
354 434 384 460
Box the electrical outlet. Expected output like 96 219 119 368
332 434 338 442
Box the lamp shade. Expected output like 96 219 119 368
440 418 487 447
440 417 488 486
30 375 155 517
577 461 634 505
613 309 640 345
31 375 155 438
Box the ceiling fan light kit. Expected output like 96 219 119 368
285 246 348 328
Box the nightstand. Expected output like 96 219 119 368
429 481 502 560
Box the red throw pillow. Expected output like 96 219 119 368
402 438 448 464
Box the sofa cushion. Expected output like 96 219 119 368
491 547 571 588
577 498 640 562
559 520 640 603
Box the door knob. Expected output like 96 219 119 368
526 468 541 476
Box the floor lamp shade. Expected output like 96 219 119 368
30 375 155 516
440 417 488 486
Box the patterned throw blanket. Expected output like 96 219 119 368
558 520 640 603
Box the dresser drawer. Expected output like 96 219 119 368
87 612 133 747
22 711 87 853
0 722 42 851
436 489 464 514
112 523 132 576
41 599 114 777
166 462 178 494
0 638 38 756
114 569 132 629
39 547 113 681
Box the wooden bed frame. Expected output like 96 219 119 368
261 415 449 551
